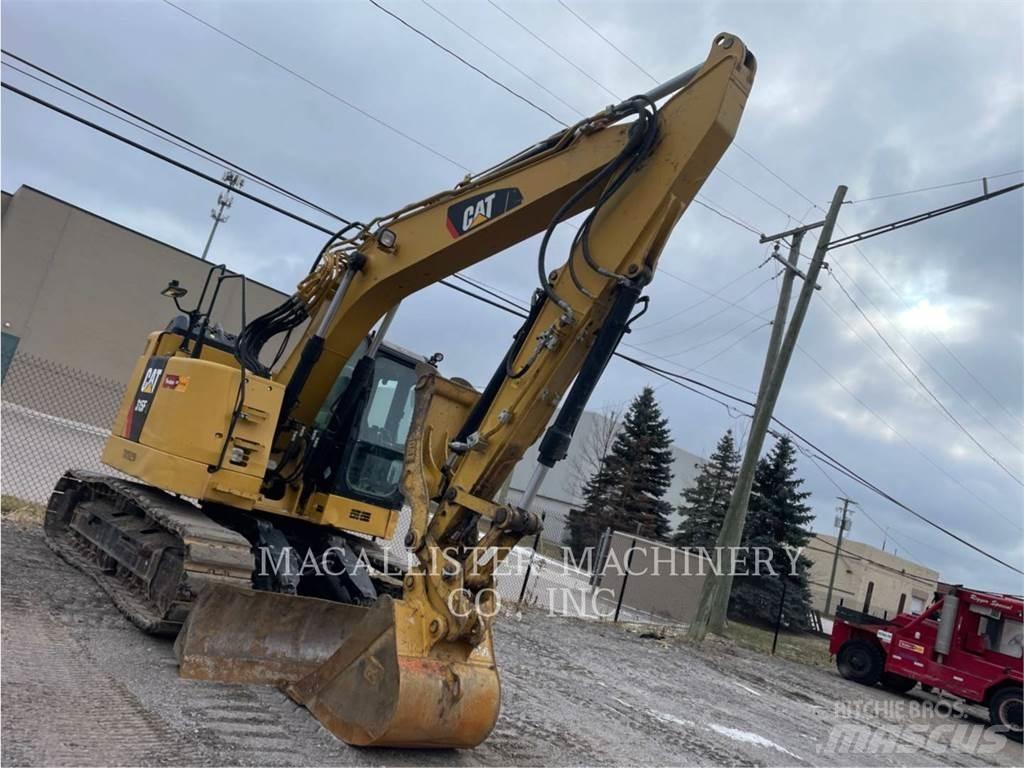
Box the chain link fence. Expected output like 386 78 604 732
1 351 127 504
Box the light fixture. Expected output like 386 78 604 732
378 228 397 250
160 279 188 299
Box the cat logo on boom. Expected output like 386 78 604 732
446 188 523 238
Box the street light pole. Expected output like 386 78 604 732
200 170 244 261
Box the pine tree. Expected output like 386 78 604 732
602 387 675 540
565 387 675 552
727 435 815 628
673 430 740 549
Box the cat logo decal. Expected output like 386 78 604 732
446 188 523 238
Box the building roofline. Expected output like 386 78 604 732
11 185 288 299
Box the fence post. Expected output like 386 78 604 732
771 575 789 655
517 511 546 604
613 525 641 622
591 526 611 588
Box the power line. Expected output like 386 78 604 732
794 343 1021 529
823 263 1022 453
0 79 513 320
159 0 469 171
826 183 1024 251
790 432 1023 576
547 1 1024 446
0 53 352 227
633 361 1023 576
450 273 528 313
803 544 939 589
730 143 821 211
486 0 621 102
423 3 1024 561
716 167 797 221
633 265 761 331
1 81 352 236
662 309 772 359
845 244 1024 428
553 1 819 221
11 67 1018 577
368 0 567 126
555 1 656 84
691 198 763 236
844 169 1024 204
681 321 771 370
421 0 587 120
637 277 775 345
793 442 928 563
829 270 1022 487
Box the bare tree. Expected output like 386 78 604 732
564 403 622 502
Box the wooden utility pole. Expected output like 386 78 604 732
824 496 856 615
687 185 847 643
704 233 804 626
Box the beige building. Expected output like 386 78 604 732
805 533 939 619
0 185 710 528
591 529 941 626
1 185 290 382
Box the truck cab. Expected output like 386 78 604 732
830 586 1023 741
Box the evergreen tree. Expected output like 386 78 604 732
727 436 815 628
564 387 675 553
673 430 740 549
603 387 675 539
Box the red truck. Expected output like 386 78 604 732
830 586 1023 741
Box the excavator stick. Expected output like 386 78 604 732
176 586 500 748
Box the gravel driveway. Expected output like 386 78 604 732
3 520 1021 766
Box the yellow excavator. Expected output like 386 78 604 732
45 34 755 749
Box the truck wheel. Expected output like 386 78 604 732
837 640 884 686
880 673 917 694
989 688 1023 743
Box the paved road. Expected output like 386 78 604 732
2 520 1021 766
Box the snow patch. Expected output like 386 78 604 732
650 710 696 728
709 724 799 758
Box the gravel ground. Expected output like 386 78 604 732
3 519 1021 767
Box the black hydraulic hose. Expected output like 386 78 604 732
537 280 643 469
536 116 647 312
455 290 546 445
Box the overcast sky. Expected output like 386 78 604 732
3 0 1022 593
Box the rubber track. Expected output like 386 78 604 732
44 470 253 635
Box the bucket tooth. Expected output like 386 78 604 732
175 585 500 748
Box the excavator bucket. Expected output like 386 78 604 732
175 585 500 748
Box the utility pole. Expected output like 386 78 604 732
704 234 805 626
824 497 856 615
200 170 245 261
687 185 847 643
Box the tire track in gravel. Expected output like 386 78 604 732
2 601 190 766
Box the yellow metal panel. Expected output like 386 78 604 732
102 435 262 508
307 492 398 539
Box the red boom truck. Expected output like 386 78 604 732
830 586 1023 741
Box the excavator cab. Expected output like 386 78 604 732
316 342 421 512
